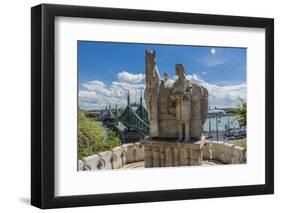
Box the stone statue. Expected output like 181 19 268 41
170 64 192 142
144 50 208 143
144 50 160 137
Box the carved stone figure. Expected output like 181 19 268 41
144 50 160 137
144 50 208 143
170 64 192 142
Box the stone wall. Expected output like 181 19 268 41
202 141 247 164
79 142 144 171
142 140 204 167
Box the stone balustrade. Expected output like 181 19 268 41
79 142 144 171
79 141 246 171
202 141 247 164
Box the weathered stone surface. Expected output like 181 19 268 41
79 140 247 171
214 142 234 164
135 143 144 162
78 160 84 171
121 144 129 159
97 151 113 169
208 141 224 161
125 143 136 163
144 50 208 143
144 143 153 167
202 141 247 164
232 146 247 164
83 154 100 170
79 143 146 171
144 50 160 138
142 139 204 167
112 146 124 169
201 87 209 124
202 142 211 160
158 119 178 138
190 119 202 140
160 145 165 167
152 145 161 167
165 146 174 167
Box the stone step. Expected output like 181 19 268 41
122 161 145 169
121 160 220 169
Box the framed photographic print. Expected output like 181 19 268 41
31 3 274 209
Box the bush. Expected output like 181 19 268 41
78 111 121 159
235 97 247 127
230 138 247 149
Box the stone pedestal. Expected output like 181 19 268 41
141 139 204 168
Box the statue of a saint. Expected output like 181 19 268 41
170 64 192 142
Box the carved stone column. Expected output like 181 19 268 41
141 139 205 167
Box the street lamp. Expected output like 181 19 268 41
215 114 221 141
228 113 230 134
208 115 212 134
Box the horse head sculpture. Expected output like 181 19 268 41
145 50 160 88
144 50 160 137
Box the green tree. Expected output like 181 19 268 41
78 111 121 159
107 129 122 147
235 97 247 127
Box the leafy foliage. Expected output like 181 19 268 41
235 97 247 127
78 111 121 159
230 138 247 149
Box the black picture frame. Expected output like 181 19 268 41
31 3 274 209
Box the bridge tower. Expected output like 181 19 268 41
127 91 130 106
140 91 143 106
136 91 149 124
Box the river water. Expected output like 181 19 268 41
203 115 240 132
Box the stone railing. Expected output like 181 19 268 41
78 142 144 171
78 141 246 170
202 141 247 164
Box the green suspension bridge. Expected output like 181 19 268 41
101 92 150 142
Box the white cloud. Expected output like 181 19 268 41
80 71 246 110
186 74 246 108
186 74 202 82
117 71 145 84
211 48 216 55
79 91 97 103
201 71 207 75
79 72 145 110
83 81 112 96
174 74 246 108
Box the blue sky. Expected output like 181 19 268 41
78 41 246 110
